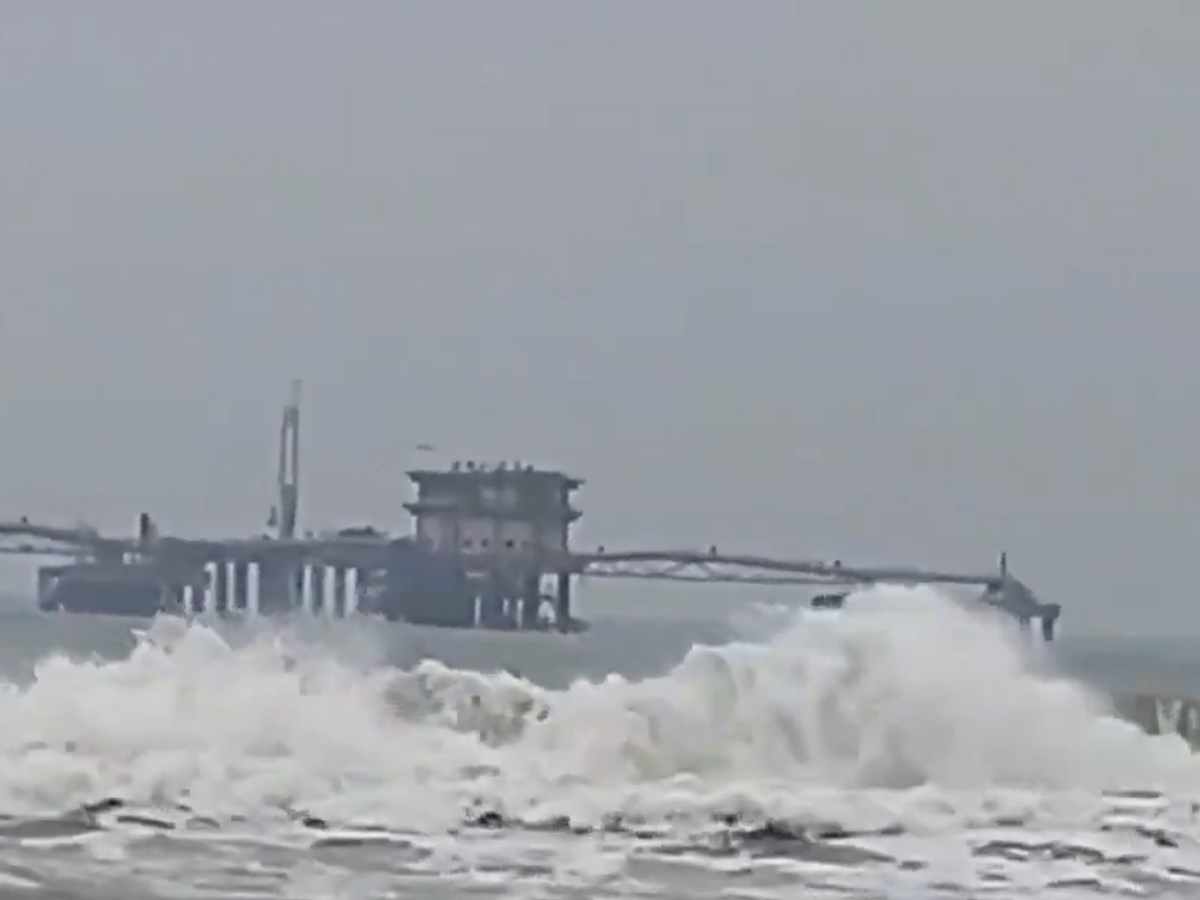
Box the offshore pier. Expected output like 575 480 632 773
0 384 1062 639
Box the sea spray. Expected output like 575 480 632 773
0 586 1193 835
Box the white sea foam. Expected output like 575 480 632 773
0 584 1198 896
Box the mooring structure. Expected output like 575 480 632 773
0 385 1062 639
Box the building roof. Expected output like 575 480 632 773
406 466 583 489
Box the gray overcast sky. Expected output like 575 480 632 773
1 3 1198 633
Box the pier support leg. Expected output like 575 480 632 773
555 573 571 632
479 573 504 628
232 562 249 614
344 568 358 617
188 576 206 616
331 567 347 618
258 563 295 615
1040 605 1060 642
213 562 230 616
250 562 261 614
37 568 59 610
353 567 370 615
258 564 277 614
522 574 540 629
163 582 185 614
310 565 326 616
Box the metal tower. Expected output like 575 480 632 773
270 380 301 540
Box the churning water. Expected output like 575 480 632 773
0 585 1195 898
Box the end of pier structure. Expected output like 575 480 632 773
979 551 1060 642
397 461 584 631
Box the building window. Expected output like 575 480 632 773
481 539 490 549
462 539 473 549
505 539 515 549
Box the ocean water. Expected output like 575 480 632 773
0 585 1197 898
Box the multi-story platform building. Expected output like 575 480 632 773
397 462 583 628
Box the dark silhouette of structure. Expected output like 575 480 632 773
0 385 1062 639
394 462 583 628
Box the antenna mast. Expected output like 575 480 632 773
275 380 301 539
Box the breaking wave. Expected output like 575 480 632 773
0 584 1195 837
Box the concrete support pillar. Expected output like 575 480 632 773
249 561 261 615
213 561 230 615
36 568 59 608
311 565 327 616
479 573 504 627
197 563 208 614
1040 607 1059 642
521 574 540 629
331 567 347 618
349 567 361 616
184 565 208 615
292 565 305 612
181 582 192 616
296 564 308 613
352 567 370 616
232 561 250 613
555 572 571 632
162 582 185 614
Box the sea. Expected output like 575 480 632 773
0 583 1198 899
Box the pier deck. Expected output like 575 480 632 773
0 523 1059 637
